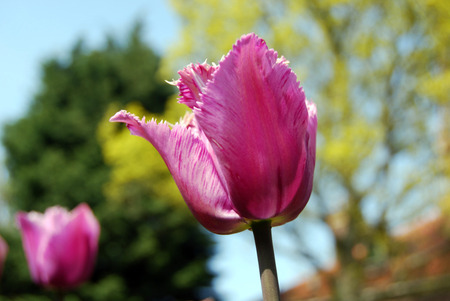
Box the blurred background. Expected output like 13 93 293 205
1 0 449 300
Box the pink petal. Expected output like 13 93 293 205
110 111 248 234
196 33 311 220
174 62 218 109
0 236 8 279
273 101 317 226
45 203 100 288
16 211 46 284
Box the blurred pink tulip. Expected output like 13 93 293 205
0 235 8 279
16 203 100 289
111 33 317 234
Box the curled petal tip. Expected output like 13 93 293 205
165 79 179 86
109 110 138 123
109 110 154 140
176 61 218 109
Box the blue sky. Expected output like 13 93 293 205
0 1 322 300
0 0 179 126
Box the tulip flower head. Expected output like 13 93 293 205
16 203 100 289
111 33 317 234
0 235 8 279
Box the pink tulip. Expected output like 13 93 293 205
16 203 100 289
0 235 8 279
111 33 317 234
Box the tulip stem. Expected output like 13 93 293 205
252 220 280 301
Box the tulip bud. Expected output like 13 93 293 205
16 203 100 289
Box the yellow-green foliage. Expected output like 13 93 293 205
420 71 450 104
321 117 383 177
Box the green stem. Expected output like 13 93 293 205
252 220 281 301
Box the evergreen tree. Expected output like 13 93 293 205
1 23 214 300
